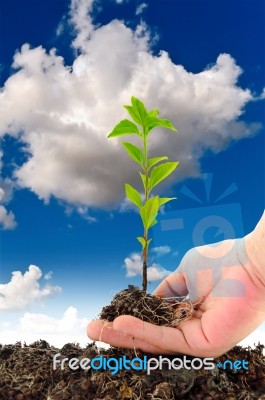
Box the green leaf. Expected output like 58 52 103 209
149 162 179 191
146 238 152 247
107 119 140 138
158 197 176 206
137 237 152 250
137 236 146 248
131 96 148 127
124 105 141 125
121 142 143 166
146 117 177 133
148 156 169 169
125 184 142 208
123 97 148 126
139 172 149 192
148 108 160 118
140 196 160 230
149 218 158 229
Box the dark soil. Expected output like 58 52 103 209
1 287 264 399
99 286 195 327
0 341 264 400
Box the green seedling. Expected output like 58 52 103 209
108 96 179 292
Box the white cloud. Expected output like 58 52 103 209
152 245 171 256
0 205 16 230
77 206 97 222
56 21 65 37
119 192 144 213
0 265 62 311
0 178 16 203
136 3 148 16
239 323 265 349
70 0 94 52
147 264 172 281
20 307 85 334
0 306 263 349
0 153 17 229
124 252 171 281
0 307 91 347
124 252 142 277
44 271 53 280
0 0 261 212
119 197 137 213
259 88 265 99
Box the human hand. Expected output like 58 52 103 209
87 213 265 357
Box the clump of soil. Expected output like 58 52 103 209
0 340 264 399
100 286 195 326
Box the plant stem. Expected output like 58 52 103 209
142 133 148 292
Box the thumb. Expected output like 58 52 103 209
153 270 188 298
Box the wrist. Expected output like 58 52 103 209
245 211 265 288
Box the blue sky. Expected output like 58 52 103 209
0 0 264 346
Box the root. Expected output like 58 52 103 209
99 288 197 329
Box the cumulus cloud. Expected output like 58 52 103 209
0 179 15 203
70 0 94 52
0 182 17 230
0 0 261 211
0 205 16 230
147 265 172 281
119 192 144 213
0 265 61 311
0 307 91 347
259 88 265 99
239 323 265 349
119 197 137 213
44 271 53 280
124 252 171 281
151 245 171 256
136 3 148 16
124 253 142 277
0 308 263 348
77 206 97 222
0 151 17 229
20 307 85 334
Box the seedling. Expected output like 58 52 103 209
108 97 179 292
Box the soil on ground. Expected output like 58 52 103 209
0 340 264 400
1 288 264 400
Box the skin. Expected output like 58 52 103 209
87 211 265 357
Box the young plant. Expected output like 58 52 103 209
108 97 179 292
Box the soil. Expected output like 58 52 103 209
99 286 195 326
1 287 264 400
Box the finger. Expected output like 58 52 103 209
153 270 188 298
87 319 166 353
191 308 204 319
112 315 194 354
112 314 224 357
87 320 114 341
